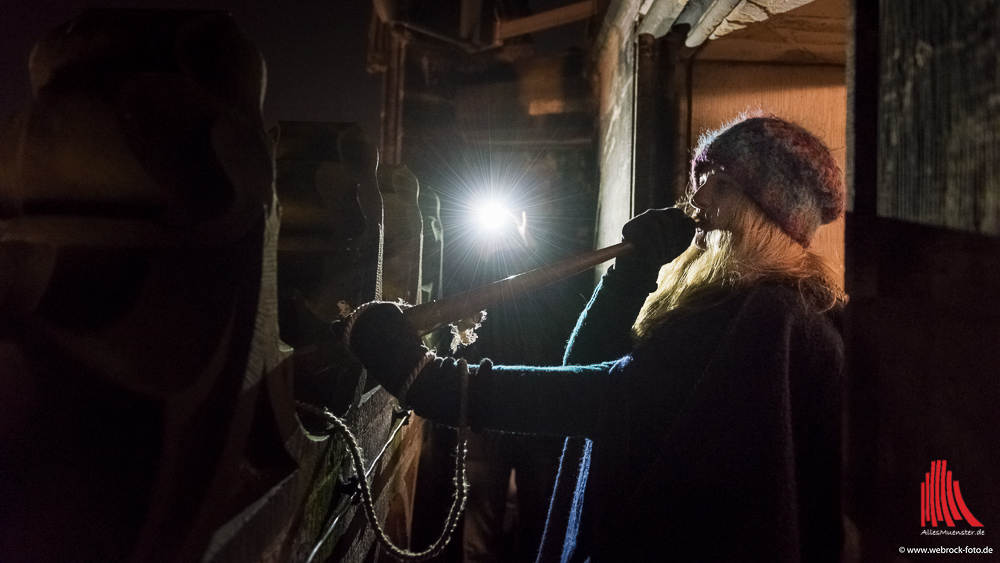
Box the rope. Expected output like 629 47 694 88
340 301 379 346
297 302 471 561
296 397 468 561
397 351 435 405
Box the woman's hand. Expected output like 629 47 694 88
615 207 697 282
348 302 429 398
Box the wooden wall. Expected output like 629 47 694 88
845 0 1000 559
878 1 1000 235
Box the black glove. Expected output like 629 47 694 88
348 302 428 398
615 207 696 284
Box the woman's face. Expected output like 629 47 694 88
689 160 739 249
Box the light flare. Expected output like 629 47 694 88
475 201 513 231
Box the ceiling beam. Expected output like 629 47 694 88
494 0 596 42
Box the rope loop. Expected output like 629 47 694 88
296 302 473 561
295 400 468 562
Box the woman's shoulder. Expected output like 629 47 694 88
744 280 839 313
744 281 804 310
741 282 843 335
743 282 844 353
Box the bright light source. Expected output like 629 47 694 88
475 201 511 231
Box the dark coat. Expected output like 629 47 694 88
404 266 845 562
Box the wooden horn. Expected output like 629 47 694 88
403 241 635 336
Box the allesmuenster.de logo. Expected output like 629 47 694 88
921 460 983 528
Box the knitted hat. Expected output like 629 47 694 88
691 115 845 247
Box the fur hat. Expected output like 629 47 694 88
692 115 845 247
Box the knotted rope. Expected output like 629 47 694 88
298 303 470 561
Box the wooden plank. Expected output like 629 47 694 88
700 0 847 64
495 0 594 40
844 218 1000 560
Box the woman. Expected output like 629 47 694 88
351 115 846 562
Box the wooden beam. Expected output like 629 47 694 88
495 0 595 41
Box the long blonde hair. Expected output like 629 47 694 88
631 191 845 341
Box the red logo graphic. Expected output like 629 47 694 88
921 460 983 527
